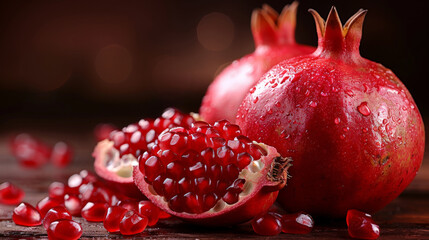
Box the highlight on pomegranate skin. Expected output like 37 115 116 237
199 2 316 124
237 6 425 218
134 119 292 226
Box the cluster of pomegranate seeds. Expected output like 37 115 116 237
347 209 380 239
251 211 314 236
109 108 195 159
9 133 74 168
139 119 268 214
0 182 25 205
12 202 42 226
47 219 83 240
42 206 72 230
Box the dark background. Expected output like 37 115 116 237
0 0 428 133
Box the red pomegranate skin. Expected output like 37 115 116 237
200 3 315 123
236 8 425 217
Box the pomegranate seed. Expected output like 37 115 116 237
94 123 117 141
10 133 50 168
48 182 65 200
66 174 83 195
104 206 127 233
117 199 139 211
252 212 282 236
79 183 114 205
120 211 149 235
50 142 73 167
64 194 82 216
36 197 63 218
0 182 24 205
347 209 380 240
138 200 160 226
47 219 82 240
81 202 109 222
79 170 98 184
13 202 42 226
281 212 314 234
144 156 163 183
42 206 72 230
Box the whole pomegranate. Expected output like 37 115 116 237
199 2 315 123
236 7 425 217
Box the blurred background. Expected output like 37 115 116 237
0 0 428 134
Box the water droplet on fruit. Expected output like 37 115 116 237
345 90 354 97
340 134 346 140
271 83 278 88
259 115 265 121
382 119 388 124
267 109 273 114
305 90 310 96
343 127 349 132
320 91 328 97
332 86 339 92
362 128 368 133
334 118 341 125
309 101 317 108
274 101 281 107
249 87 256 94
357 102 371 116
253 97 259 104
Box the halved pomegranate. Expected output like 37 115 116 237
93 108 195 198
134 120 291 226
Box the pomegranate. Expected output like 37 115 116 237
0 182 24 205
236 7 425 217
93 108 195 198
133 120 291 226
347 209 380 239
47 219 83 240
199 2 315 123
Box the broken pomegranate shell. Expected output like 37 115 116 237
134 120 291 226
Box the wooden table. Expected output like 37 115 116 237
0 128 428 239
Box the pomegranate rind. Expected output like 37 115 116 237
93 140 144 199
133 144 291 226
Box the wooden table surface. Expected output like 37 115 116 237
0 127 428 239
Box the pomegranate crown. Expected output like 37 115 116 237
251 1 299 47
309 7 367 61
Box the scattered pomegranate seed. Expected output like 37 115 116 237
51 142 73 168
347 209 380 239
42 206 72 230
0 182 24 205
9 133 51 168
48 182 66 200
120 210 149 235
281 212 314 234
66 174 84 195
81 202 109 222
47 219 82 240
94 123 117 141
79 182 115 205
252 212 282 236
104 206 128 233
64 194 83 216
117 199 139 211
36 197 63 218
138 200 160 226
12 202 42 226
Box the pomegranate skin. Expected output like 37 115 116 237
200 2 315 123
236 8 425 218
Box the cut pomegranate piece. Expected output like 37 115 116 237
0 182 24 205
103 206 128 233
36 197 63 218
94 123 117 141
252 212 282 236
47 219 82 240
93 108 195 198
9 133 51 168
81 202 109 222
119 210 148 235
42 206 72 230
347 209 380 239
134 119 291 225
281 212 314 234
64 194 83 216
138 200 160 226
48 182 66 200
13 202 42 226
51 142 73 168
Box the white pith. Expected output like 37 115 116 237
97 140 137 178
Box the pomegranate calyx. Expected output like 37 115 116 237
309 7 367 61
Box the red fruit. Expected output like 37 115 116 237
138 200 160 226
281 212 314 234
64 194 82 216
104 206 128 233
13 202 42 226
36 197 63 218
252 212 282 236
81 202 109 222
42 206 72 230
51 142 73 168
9 133 51 168
134 119 291 226
200 2 315 123
347 209 380 239
236 7 425 217
94 123 117 141
93 108 195 198
47 219 82 240
0 182 24 205
119 210 148 235
49 182 66 200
